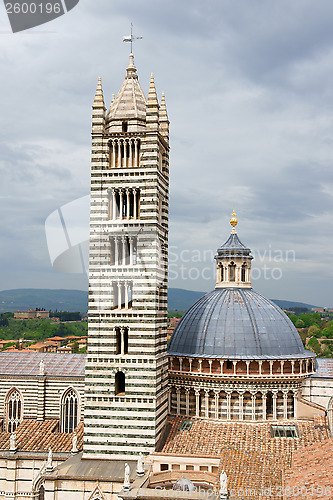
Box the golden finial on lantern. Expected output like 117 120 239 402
230 209 238 228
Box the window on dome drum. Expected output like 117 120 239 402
122 121 128 133
241 264 246 282
6 389 23 433
115 371 125 396
229 262 236 281
271 425 298 438
61 389 79 433
226 360 233 370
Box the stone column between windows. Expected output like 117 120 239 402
273 392 277 420
195 390 200 418
129 139 133 166
124 139 127 167
251 392 256 421
283 391 288 420
293 390 298 419
120 327 125 355
122 238 127 265
129 238 134 265
262 392 267 421
114 238 119 266
112 189 116 220
205 391 209 419
126 190 130 219
112 141 116 168
133 189 137 219
117 283 122 309
176 388 180 415
119 190 124 219
117 140 121 168
214 391 219 420
185 389 190 417
226 392 231 421
239 393 244 421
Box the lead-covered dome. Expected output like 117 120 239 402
168 288 312 359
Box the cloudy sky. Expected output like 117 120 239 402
0 0 333 307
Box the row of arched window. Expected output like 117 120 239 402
3 388 80 434
219 262 248 282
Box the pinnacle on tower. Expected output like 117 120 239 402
147 73 159 106
146 73 159 131
126 53 138 80
92 76 106 133
93 76 105 108
159 92 169 141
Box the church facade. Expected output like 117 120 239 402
0 55 332 500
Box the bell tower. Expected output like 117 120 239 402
215 211 253 288
84 54 169 460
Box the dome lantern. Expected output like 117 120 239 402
215 210 253 289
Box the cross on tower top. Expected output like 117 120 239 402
123 22 143 54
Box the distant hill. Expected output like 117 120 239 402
271 299 316 311
0 288 317 315
168 289 317 313
0 289 88 314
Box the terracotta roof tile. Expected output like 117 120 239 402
0 419 83 453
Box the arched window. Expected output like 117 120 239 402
6 389 23 433
115 371 125 396
38 485 45 500
241 264 246 282
229 262 236 282
61 389 79 433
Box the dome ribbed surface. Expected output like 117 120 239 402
168 288 312 359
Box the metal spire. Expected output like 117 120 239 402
123 23 143 54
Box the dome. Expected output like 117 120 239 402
172 478 196 492
168 288 313 360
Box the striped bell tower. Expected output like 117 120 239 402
84 54 170 460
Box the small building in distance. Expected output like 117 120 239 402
14 309 49 320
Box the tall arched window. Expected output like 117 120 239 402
115 371 125 396
241 264 246 282
229 262 236 282
61 389 79 433
38 485 45 500
6 389 23 433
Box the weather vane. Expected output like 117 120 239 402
123 22 143 53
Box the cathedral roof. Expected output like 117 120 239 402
106 53 147 123
0 352 85 377
0 420 83 453
167 288 313 359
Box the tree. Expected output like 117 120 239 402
295 319 305 328
308 325 320 337
307 337 321 355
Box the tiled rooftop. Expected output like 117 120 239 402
284 439 333 499
158 415 330 500
313 358 333 378
0 352 85 377
0 419 83 453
